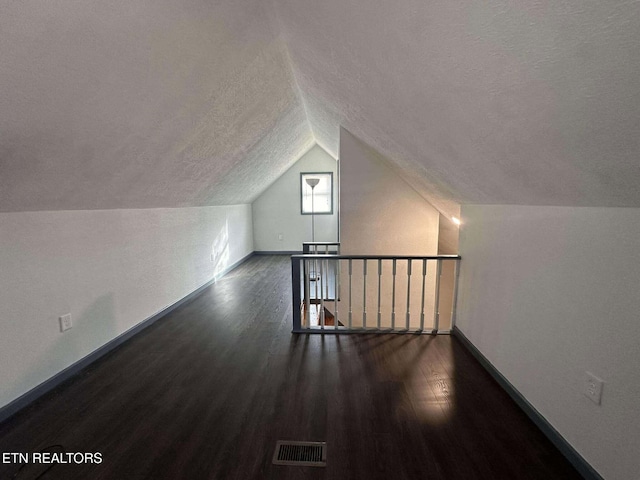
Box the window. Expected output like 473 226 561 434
300 172 333 214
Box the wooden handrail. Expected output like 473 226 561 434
293 254 460 260
302 242 341 245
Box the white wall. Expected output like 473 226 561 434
456 205 640 480
339 129 442 329
252 145 338 251
339 128 439 255
0 205 253 410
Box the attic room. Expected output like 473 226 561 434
1 1 639 479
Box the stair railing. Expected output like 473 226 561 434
302 242 340 254
292 253 460 334
299 242 340 329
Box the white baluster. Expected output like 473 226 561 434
433 259 442 333
362 259 367 329
334 258 340 329
420 259 426 331
391 259 397 330
451 259 460 330
348 259 353 329
377 259 382 330
305 259 311 328
320 258 325 329
406 259 412 330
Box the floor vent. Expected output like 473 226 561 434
272 440 327 467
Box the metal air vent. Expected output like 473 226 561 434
272 440 327 467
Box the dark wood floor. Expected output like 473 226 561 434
0 255 583 480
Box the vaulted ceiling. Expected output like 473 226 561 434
2 0 639 217
0 0 313 212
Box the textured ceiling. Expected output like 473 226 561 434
2 0 640 215
273 0 640 217
0 0 313 212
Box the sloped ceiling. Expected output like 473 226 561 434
273 0 640 217
0 0 313 212
2 1 639 216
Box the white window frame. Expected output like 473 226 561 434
300 172 333 215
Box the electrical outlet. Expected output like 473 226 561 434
583 372 604 405
59 314 72 332
277 233 283 241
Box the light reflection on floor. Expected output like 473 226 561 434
403 340 455 426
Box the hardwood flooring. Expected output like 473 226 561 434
0 255 583 479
